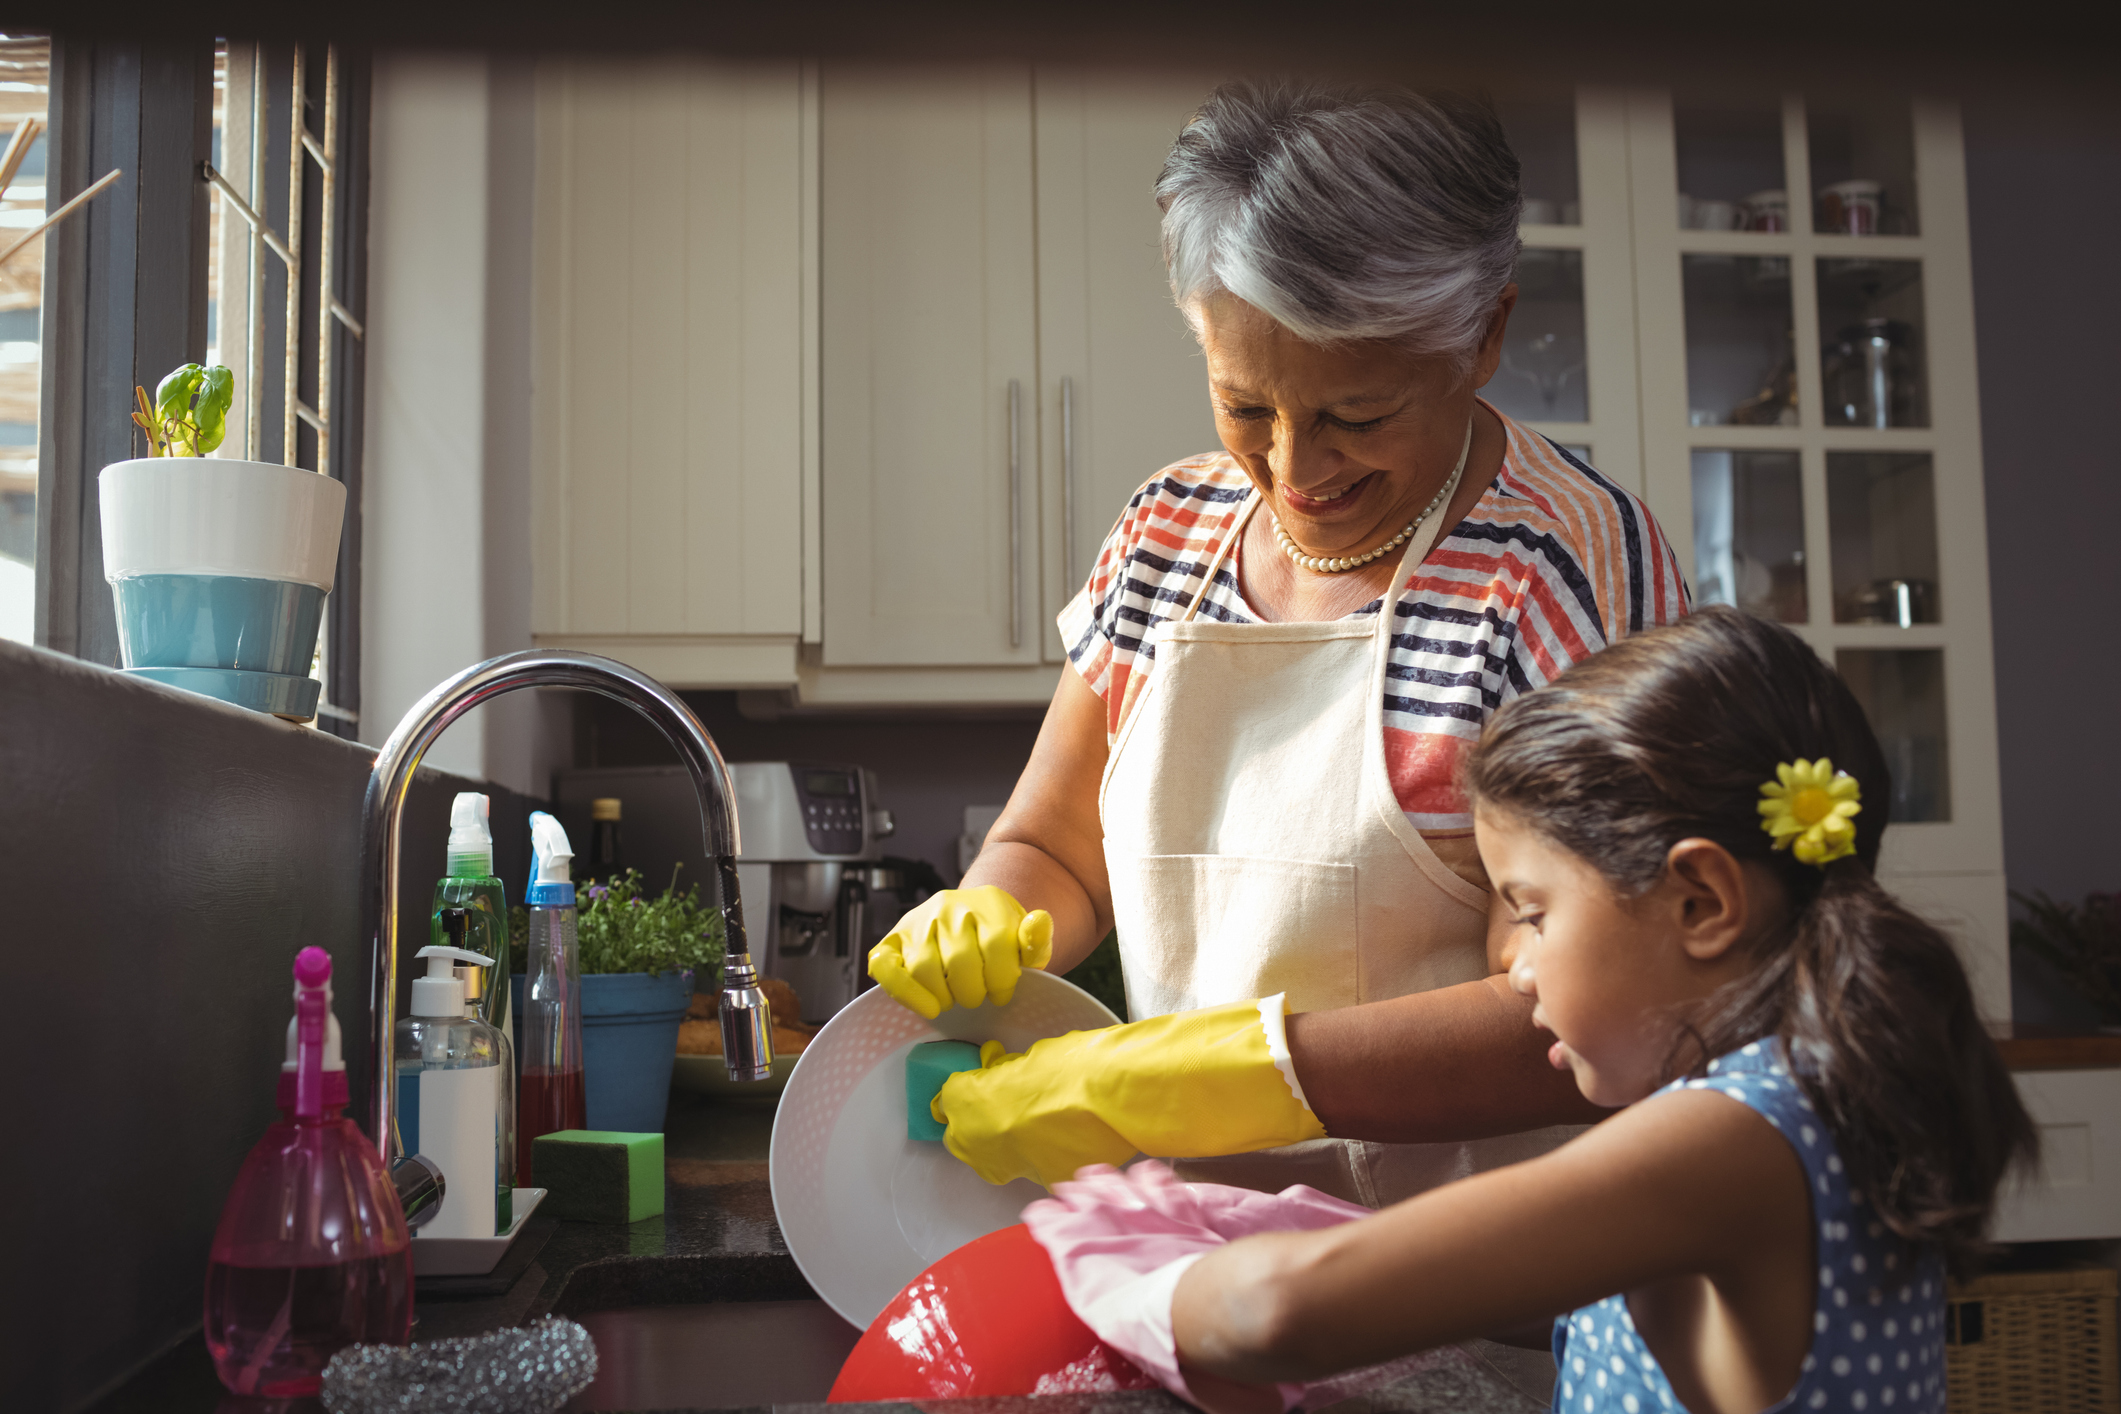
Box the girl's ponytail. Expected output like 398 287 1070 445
1467 605 2035 1270
1717 863 2034 1264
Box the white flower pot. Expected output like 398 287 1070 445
99 458 347 722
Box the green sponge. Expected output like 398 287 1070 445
532 1130 665 1224
906 1040 985 1141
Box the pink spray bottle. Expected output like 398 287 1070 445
204 946 413 1397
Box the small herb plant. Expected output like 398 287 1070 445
2011 890 2121 1024
132 362 234 458
509 866 726 979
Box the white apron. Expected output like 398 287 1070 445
1100 448 1579 1208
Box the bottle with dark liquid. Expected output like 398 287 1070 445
583 796 624 886
519 811 587 1184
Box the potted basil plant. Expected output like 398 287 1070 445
513 868 726 1133
99 363 347 722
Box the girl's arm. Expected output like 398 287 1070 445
1172 1088 1815 1409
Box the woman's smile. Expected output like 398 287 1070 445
1279 470 1379 518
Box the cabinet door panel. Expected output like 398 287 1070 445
531 59 806 639
1034 68 1222 662
820 63 1040 666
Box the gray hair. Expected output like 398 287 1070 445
1157 81 1522 371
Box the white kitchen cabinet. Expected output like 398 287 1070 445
528 57 813 687
1484 88 1645 492
817 62 1041 670
1993 1067 2121 1242
1618 91 2007 1017
1032 68 1223 664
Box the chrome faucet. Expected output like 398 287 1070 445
360 650 774 1171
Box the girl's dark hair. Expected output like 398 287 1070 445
1465 605 2034 1267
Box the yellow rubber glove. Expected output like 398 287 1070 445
867 885 1055 1020
931 995 1326 1188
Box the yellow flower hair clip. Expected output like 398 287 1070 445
1758 758 1862 866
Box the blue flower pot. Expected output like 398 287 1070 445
580 971 694 1133
505 969 694 1133
98 458 346 723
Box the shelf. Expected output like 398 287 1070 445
1672 229 1926 261
1991 1027 2121 1073
1810 623 1949 650
1517 220 1586 248
1680 425 1939 452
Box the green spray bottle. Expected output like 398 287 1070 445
432 792 511 1043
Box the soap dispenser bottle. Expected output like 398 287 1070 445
518 810 586 1184
205 947 411 1397
432 791 511 1037
395 918 515 1238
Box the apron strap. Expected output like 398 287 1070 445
1179 495 1260 625
1369 418 1474 641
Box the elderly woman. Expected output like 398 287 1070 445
869 81 1688 1206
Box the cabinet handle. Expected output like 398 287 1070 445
1061 376 1077 591
1008 377 1023 649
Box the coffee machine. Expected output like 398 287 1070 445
730 762 901 1023
555 761 922 1024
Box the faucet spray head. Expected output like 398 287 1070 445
709 851 773 1082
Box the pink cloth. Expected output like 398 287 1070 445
1023 1161 1428 1411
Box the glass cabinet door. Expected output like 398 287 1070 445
1625 90 2008 1017
1480 88 1641 488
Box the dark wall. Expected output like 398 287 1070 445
573 692 1047 886
0 640 539 1412
1966 96 2121 912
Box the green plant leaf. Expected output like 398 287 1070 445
569 867 727 979
194 365 233 454
2010 889 2121 1024
155 364 204 423
154 364 205 456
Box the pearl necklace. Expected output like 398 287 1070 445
1269 420 1473 575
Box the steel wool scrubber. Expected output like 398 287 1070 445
319 1316 597 1414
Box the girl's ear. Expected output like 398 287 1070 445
1661 838 1752 962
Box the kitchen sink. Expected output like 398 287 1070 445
562 1299 862 1410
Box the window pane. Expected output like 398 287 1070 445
1828 452 1938 624
1836 648 1950 822
1675 100 1786 231
1691 449 1807 623
1487 248 1587 423
1807 98 1919 236
1496 95 1579 226
1684 255 1796 427
0 37 50 646
1819 258 1927 428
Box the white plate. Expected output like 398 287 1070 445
412 1187 548 1277
769 971 1121 1329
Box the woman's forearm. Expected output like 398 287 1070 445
961 839 1110 974
958 667 1116 975
1288 975 1609 1141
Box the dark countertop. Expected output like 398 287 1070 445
86 1090 1545 1414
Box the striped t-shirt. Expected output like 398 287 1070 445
1059 406 1689 847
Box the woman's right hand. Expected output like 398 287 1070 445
866 885 1054 1019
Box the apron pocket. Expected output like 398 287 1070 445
1110 854 1359 1019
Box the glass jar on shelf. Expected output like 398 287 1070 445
1823 318 1920 429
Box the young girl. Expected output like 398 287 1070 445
1039 606 2035 1414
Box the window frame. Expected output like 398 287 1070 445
34 36 370 739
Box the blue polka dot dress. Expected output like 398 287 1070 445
1551 1040 1947 1413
